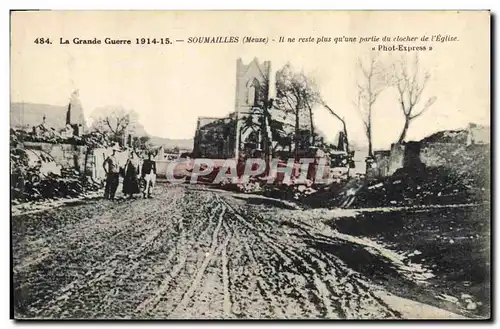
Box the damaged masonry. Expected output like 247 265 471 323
11 16 491 321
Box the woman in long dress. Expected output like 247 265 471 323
122 151 141 199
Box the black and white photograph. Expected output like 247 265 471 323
10 10 491 320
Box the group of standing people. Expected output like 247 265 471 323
103 147 157 201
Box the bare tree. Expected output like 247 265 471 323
393 54 437 144
321 102 350 154
90 107 142 144
275 63 320 159
301 74 321 146
355 52 389 157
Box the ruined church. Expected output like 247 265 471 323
193 58 312 159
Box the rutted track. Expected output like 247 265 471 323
12 184 465 319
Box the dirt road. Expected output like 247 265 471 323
12 184 466 319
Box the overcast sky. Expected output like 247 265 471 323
11 11 490 150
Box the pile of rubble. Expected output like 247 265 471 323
10 151 102 203
217 159 490 209
345 164 489 209
217 176 338 206
10 128 112 203
11 168 102 203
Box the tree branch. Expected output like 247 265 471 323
409 96 437 120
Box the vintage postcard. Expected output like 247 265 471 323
10 10 490 320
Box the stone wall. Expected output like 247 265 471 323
366 151 390 178
369 141 490 180
420 143 463 168
235 58 271 114
388 143 405 175
420 142 490 176
194 118 236 159
23 142 89 171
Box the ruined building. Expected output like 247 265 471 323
11 89 87 137
193 57 314 159
62 90 87 137
193 58 272 158
367 123 491 179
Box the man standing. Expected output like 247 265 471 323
103 146 120 200
141 152 157 198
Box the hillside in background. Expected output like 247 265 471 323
11 102 194 151
11 102 68 130
148 136 194 151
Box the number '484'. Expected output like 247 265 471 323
34 38 51 44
